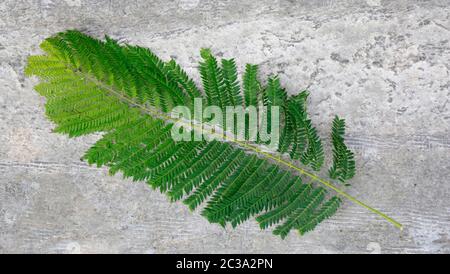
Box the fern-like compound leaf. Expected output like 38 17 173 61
221 58 243 107
25 30 357 238
243 64 260 108
200 48 228 109
329 116 356 185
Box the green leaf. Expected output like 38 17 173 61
24 30 360 238
328 116 356 184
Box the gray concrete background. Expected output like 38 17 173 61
1 0 449 253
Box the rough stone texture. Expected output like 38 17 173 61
1 0 449 254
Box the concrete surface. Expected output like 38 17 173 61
1 0 449 254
